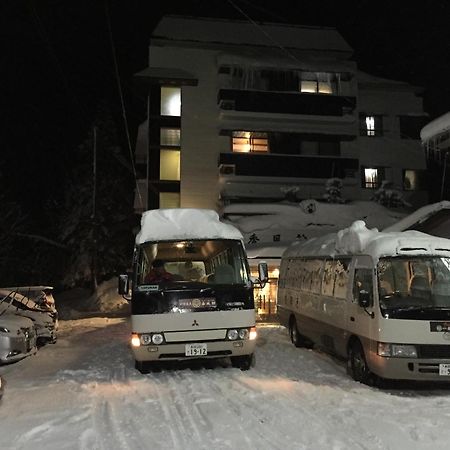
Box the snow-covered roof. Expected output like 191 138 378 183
152 15 353 55
383 201 450 233
136 209 244 245
282 220 450 261
420 112 450 142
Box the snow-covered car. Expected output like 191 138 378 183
8 286 58 331
0 313 37 364
0 289 57 345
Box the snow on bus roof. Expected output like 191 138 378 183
135 208 244 245
282 220 450 260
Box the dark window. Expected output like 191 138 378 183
399 116 430 139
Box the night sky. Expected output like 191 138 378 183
3 0 450 215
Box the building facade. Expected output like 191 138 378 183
133 15 429 213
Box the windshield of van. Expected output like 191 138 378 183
137 239 250 286
377 256 450 311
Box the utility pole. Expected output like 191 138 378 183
91 126 98 292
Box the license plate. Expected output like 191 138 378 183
439 364 450 376
185 343 207 356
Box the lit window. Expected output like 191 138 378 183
360 114 383 137
159 192 180 209
232 131 268 153
300 80 317 93
364 168 379 189
161 87 181 116
160 128 180 146
300 72 335 94
160 150 180 181
366 116 375 136
403 169 423 191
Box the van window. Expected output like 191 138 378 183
353 268 373 304
334 259 350 299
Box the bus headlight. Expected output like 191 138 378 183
152 333 164 345
238 328 249 340
378 343 417 358
227 329 238 340
140 334 152 345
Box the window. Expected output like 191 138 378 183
160 87 181 116
160 150 180 181
403 169 425 191
300 140 340 156
399 116 429 139
159 192 180 209
160 128 181 147
300 72 336 95
363 168 382 189
360 114 383 137
232 131 269 153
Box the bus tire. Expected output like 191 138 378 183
347 340 375 386
135 360 161 374
289 317 304 348
231 353 255 371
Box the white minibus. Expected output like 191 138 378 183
119 209 267 373
277 220 450 385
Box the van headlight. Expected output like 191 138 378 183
378 343 417 358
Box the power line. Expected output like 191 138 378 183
104 0 144 211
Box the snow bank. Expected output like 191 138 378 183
136 208 243 245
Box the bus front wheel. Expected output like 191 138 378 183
231 354 255 371
135 360 161 374
347 341 375 386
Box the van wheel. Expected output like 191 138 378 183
347 341 375 385
231 354 255 371
289 318 304 348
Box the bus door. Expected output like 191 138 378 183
348 256 377 346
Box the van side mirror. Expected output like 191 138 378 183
257 261 269 287
118 274 131 299
358 290 372 308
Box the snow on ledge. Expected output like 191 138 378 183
136 209 244 245
283 220 450 260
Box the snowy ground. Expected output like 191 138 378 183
2 317 450 450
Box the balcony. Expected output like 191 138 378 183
219 152 359 179
218 89 356 116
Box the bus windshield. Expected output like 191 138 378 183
377 256 450 310
137 239 250 286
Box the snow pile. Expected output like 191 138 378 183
283 220 450 260
136 208 243 244
224 200 407 260
420 111 450 142
56 279 129 320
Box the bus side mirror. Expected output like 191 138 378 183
257 261 269 287
358 290 372 308
118 274 131 299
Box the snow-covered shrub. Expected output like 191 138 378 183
371 180 411 208
280 186 301 202
323 178 345 203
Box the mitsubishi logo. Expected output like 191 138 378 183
192 320 199 327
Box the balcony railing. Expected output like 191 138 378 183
219 152 359 179
218 89 356 116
